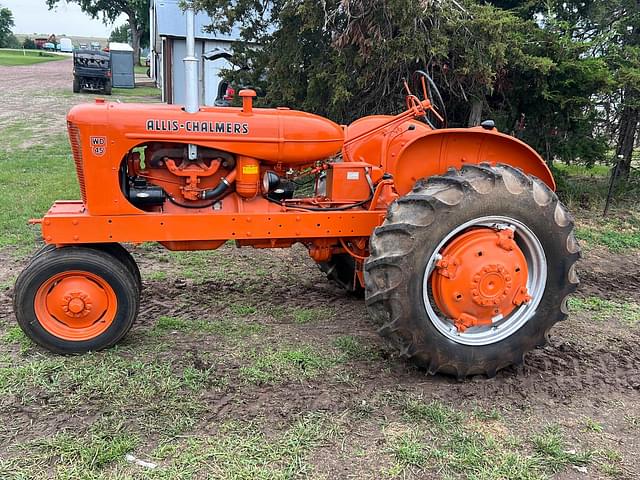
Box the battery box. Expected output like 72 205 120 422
326 163 371 203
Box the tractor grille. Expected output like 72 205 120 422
67 122 87 203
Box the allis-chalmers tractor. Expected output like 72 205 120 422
13 10 580 378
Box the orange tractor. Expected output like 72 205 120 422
13 10 579 377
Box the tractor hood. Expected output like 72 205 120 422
67 100 345 165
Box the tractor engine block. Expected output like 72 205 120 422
121 143 240 210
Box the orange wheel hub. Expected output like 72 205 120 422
34 271 117 341
431 228 531 332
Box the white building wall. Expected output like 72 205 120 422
170 39 233 107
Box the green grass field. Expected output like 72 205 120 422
113 86 161 98
134 64 148 75
0 49 67 66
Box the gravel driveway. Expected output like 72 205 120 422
0 58 78 131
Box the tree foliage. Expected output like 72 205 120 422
109 24 130 44
193 0 637 172
0 3 15 48
110 22 149 49
22 37 36 50
45 0 149 63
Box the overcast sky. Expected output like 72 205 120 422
2 0 126 38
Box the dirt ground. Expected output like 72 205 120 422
0 60 639 479
0 57 74 131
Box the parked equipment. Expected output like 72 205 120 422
14 7 580 378
108 42 135 89
59 37 73 53
72 50 112 95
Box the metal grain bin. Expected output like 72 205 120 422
109 42 135 88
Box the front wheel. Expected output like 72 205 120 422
13 247 139 354
365 164 580 377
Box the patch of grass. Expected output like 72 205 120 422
0 132 78 253
113 86 161 98
291 306 333 324
472 406 503 421
583 417 604 433
0 121 41 151
37 425 136 469
599 462 624 477
239 346 336 384
594 448 624 477
531 425 592 473
436 429 543 479
156 315 190 331
0 351 210 437
262 304 334 324
554 162 610 177
0 48 66 66
385 419 542 478
151 414 329 478
1 325 33 352
166 250 265 283
154 315 265 339
134 64 148 75
229 303 257 316
144 270 168 281
388 397 595 478
402 398 464 429
333 335 380 361
0 419 138 477
0 273 17 291
388 428 428 473
569 297 640 326
576 215 640 252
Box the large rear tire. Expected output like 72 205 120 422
365 164 580 377
14 247 139 354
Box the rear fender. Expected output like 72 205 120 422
388 127 555 196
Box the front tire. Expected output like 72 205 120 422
365 164 580 377
14 247 139 354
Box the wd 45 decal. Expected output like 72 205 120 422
146 120 249 134
90 136 107 157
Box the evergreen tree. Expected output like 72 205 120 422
0 4 15 48
193 0 627 168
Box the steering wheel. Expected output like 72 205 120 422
407 70 447 129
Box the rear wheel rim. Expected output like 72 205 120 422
422 216 547 346
34 270 117 341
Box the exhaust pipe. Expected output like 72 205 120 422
183 5 198 114
183 4 199 160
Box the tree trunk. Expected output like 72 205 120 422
614 91 639 181
468 98 483 127
128 16 141 66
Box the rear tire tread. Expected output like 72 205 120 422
365 163 581 377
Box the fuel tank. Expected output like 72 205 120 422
67 100 345 165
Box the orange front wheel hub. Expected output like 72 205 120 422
34 271 117 341
431 228 531 332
